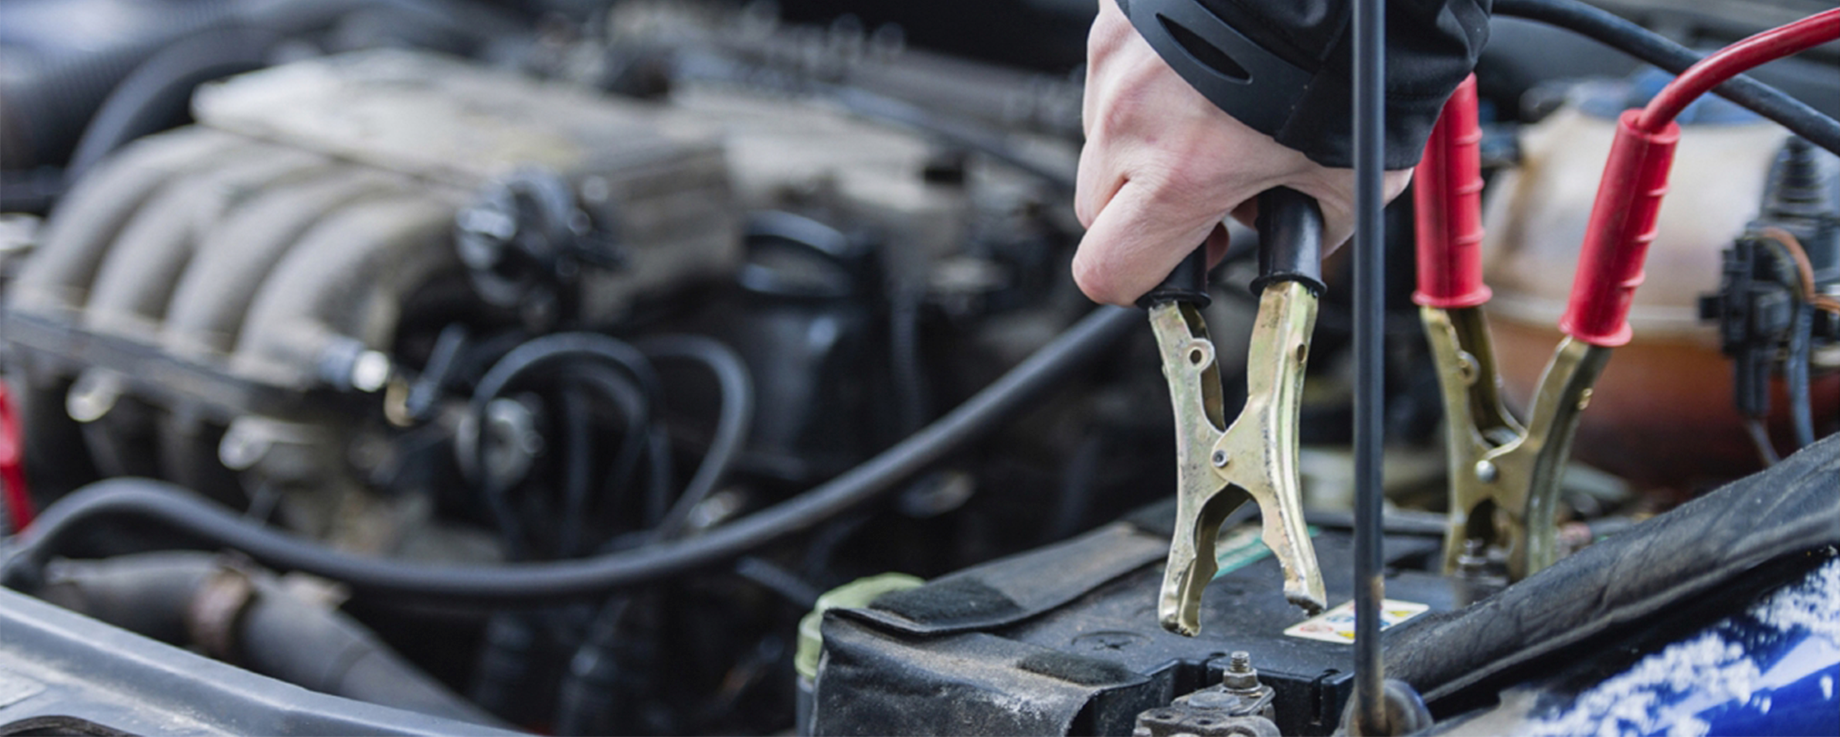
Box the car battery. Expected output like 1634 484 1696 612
807 504 1457 736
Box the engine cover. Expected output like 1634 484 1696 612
2 50 737 537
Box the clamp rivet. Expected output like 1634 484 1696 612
1474 460 1499 483
1212 450 1229 467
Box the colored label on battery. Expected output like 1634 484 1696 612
1282 599 1430 644
1212 524 1321 579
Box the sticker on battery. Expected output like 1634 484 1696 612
1211 524 1322 580
1281 599 1430 644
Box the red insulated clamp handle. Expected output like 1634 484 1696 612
1412 75 1490 309
0 380 31 530
1559 110 1680 347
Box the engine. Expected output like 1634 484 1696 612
0 1 1834 736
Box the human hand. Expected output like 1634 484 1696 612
1073 0 1413 306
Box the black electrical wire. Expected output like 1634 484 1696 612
560 383 596 557
1350 0 1388 731
889 288 933 436
1 306 1139 602
467 333 672 531
1494 0 1840 155
635 335 756 540
64 26 275 183
733 556 822 609
568 363 672 527
1745 417 1782 466
558 365 651 528
1786 304 1816 450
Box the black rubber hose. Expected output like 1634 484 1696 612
466 333 670 541
3 306 1138 603
64 26 276 183
733 556 821 609
560 383 595 557
1787 304 1816 449
554 365 651 545
31 552 500 726
553 336 755 729
635 335 755 540
1493 0 1840 155
889 288 933 435
560 366 651 524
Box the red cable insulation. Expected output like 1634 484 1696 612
1562 8 1839 346
1638 9 1840 133
0 380 33 531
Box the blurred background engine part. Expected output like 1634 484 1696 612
0 0 529 213
0 4 1106 730
4 50 738 551
0 1 1835 736
1700 137 1840 465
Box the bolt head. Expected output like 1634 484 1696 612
1474 460 1499 483
1212 450 1229 467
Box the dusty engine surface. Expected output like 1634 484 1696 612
0 1 1835 736
8 50 737 542
0 5 1115 732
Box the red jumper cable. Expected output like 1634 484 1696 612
1415 7 1839 583
0 379 34 531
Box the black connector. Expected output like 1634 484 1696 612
1137 247 1212 308
1250 187 1326 297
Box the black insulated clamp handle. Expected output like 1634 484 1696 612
1138 245 1212 309
1249 187 1326 297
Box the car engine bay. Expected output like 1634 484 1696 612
0 1 1835 735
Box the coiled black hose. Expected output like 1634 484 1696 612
1494 0 1840 154
551 336 754 730
635 335 755 540
464 333 672 552
2 306 1138 603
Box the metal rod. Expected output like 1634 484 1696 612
1352 0 1389 732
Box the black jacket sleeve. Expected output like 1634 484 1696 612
1156 0 1491 169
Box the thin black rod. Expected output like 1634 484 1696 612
1352 0 1388 731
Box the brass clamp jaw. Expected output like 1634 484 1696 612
1145 188 1328 637
1414 75 1628 582
1421 308 1609 580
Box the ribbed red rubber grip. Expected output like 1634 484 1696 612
1412 75 1490 309
1559 110 1680 347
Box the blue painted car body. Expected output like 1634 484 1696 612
1528 557 1840 737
